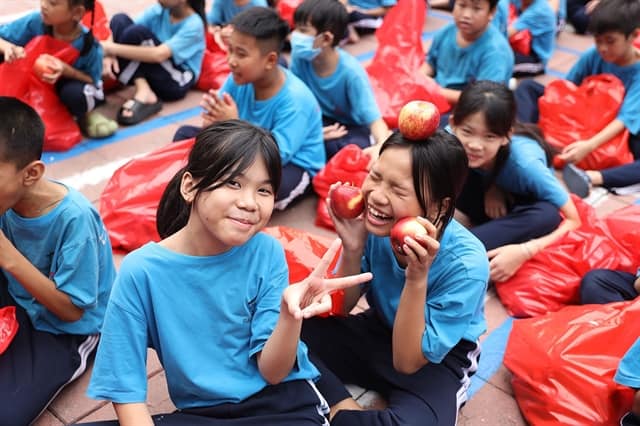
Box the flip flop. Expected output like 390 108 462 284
562 164 591 198
117 99 162 126
81 111 118 139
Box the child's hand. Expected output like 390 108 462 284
484 184 507 219
282 238 373 320
100 40 115 56
398 217 439 285
102 56 120 80
558 140 595 164
633 389 640 416
3 44 25 62
323 123 348 141
487 243 530 282
201 90 238 126
36 54 63 84
326 182 368 253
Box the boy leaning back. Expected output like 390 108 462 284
421 0 514 107
0 97 115 426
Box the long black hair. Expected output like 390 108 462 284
379 130 468 239
156 120 282 239
187 0 207 26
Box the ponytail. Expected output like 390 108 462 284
80 0 95 56
188 0 207 26
157 166 191 239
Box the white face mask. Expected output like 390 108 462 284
290 31 322 61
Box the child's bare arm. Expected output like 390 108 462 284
114 403 154 426
101 40 173 63
0 230 83 322
558 118 626 164
0 38 25 62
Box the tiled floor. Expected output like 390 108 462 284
2 1 638 425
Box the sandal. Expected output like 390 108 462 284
81 111 118 139
117 99 162 126
562 164 591 198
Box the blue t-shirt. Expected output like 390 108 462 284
87 234 320 408
220 67 325 175
290 49 381 127
566 48 640 135
488 134 568 208
427 23 514 88
361 220 489 363
136 4 205 79
615 337 640 388
207 0 268 25
0 11 103 84
0 185 115 335
511 0 556 65
350 0 396 11
492 0 510 37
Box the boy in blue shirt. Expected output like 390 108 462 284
509 0 557 77
290 0 391 160
0 97 115 425
174 7 326 210
421 0 514 110
515 0 640 197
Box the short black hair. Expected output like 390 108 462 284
294 0 348 47
589 0 640 37
454 0 499 13
0 97 44 169
231 7 290 55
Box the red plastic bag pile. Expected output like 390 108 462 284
312 144 370 231
275 0 304 29
539 74 633 170
0 36 82 151
495 197 640 318
196 31 231 92
504 300 640 425
366 0 449 129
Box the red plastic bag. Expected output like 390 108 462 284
634 33 640 49
366 0 450 129
0 306 19 355
539 74 633 170
263 226 345 315
196 32 231 92
81 0 111 41
275 0 304 29
495 198 640 318
312 144 370 231
100 138 195 252
507 4 532 56
0 35 82 151
504 300 640 426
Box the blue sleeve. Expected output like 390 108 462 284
86 263 149 403
382 0 397 6
426 27 445 69
248 242 289 357
515 161 569 208
207 1 224 25
618 79 640 135
565 48 597 85
134 5 160 27
346 68 381 125
164 17 205 69
271 90 320 167
615 338 640 388
512 1 555 36
75 41 104 85
0 11 44 45
474 45 514 84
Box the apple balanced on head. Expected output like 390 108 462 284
397 100 440 141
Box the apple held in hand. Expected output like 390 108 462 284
398 100 440 141
330 184 365 219
390 217 428 255
32 55 56 82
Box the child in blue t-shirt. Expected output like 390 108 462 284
451 81 581 282
616 338 640 426
422 0 514 110
0 97 115 425
509 0 557 76
207 0 267 49
174 7 326 210
515 0 640 198
302 130 489 425
0 0 117 139
101 0 206 126
83 120 371 426
290 0 391 160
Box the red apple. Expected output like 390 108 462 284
398 100 440 141
33 55 56 81
390 217 428 255
330 184 365 219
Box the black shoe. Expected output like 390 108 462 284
562 164 591 198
